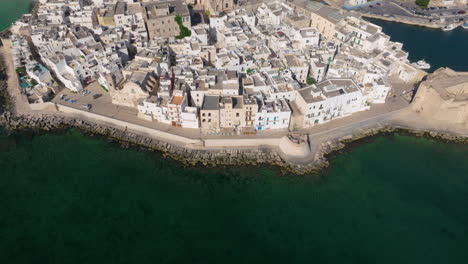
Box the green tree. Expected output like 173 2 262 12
415 0 430 8
174 15 192 39
306 76 316 85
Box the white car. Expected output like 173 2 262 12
82 104 92 111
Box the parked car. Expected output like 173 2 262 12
82 104 92 111
80 89 91 96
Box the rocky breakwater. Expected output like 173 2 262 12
0 111 326 174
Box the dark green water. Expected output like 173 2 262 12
0 0 33 31
2 1 468 263
367 18 468 72
1 129 468 263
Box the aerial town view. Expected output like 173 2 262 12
0 0 468 263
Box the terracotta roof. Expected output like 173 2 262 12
170 96 184 105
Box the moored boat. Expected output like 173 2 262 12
462 23 468 29
411 59 431 70
442 24 457 31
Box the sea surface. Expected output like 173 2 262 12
1 129 468 263
2 1 468 263
367 18 468 72
0 0 33 31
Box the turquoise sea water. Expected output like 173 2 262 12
367 18 468 72
1 129 468 263
0 0 32 31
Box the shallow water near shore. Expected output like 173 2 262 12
1 128 468 263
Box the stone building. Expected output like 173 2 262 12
144 0 191 40
219 95 258 130
200 95 221 131
110 71 157 108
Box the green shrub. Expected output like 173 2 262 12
16 67 26 74
306 76 316 85
415 0 430 8
175 15 192 39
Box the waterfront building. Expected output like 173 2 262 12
138 88 200 129
256 99 292 131
200 95 221 132
219 95 258 130
292 79 368 128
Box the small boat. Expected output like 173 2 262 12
462 23 468 29
442 24 457 31
412 59 431 70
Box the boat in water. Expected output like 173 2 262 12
442 24 457 31
462 23 468 29
412 59 431 70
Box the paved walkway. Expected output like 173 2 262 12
0 39 31 114
49 78 412 142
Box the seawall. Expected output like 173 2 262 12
361 13 463 29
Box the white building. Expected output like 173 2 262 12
256 99 292 131
294 79 369 128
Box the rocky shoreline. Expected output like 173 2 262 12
1 107 467 175
0 111 310 173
